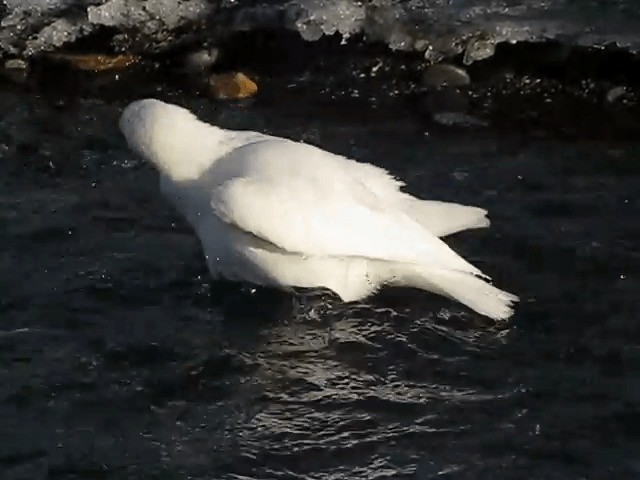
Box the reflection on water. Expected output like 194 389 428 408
0 89 638 479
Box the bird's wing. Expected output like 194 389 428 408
209 172 484 276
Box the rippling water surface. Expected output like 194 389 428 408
0 88 638 479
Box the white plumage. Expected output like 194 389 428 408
119 98 518 320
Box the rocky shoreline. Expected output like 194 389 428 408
1 32 639 141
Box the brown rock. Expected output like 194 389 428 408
209 72 258 100
43 53 139 72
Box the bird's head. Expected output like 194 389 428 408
119 98 218 181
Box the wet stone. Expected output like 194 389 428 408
464 35 496 64
421 63 470 90
606 86 627 103
1 58 29 83
209 72 258 100
183 46 220 75
4 58 28 70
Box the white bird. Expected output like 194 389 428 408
119 99 518 320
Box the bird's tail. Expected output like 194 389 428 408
401 199 490 237
402 266 518 320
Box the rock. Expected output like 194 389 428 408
606 86 626 103
463 35 496 64
209 72 258 100
183 47 219 75
413 39 430 52
421 64 470 89
42 53 139 72
4 58 28 70
1 58 29 83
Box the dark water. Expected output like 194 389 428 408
1 87 639 479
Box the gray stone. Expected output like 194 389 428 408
606 86 626 103
1 58 29 83
464 36 495 64
183 46 220 74
421 63 470 89
4 58 28 70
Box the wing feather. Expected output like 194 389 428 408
210 174 484 276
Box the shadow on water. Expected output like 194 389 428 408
0 80 639 480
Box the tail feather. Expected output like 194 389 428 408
405 267 518 320
402 199 490 237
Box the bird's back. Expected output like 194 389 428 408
210 135 401 196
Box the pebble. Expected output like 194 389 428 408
209 72 258 100
4 58 28 70
183 47 220 74
463 36 495 64
421 63 470 89
606 86 626 103
1 58 29 83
